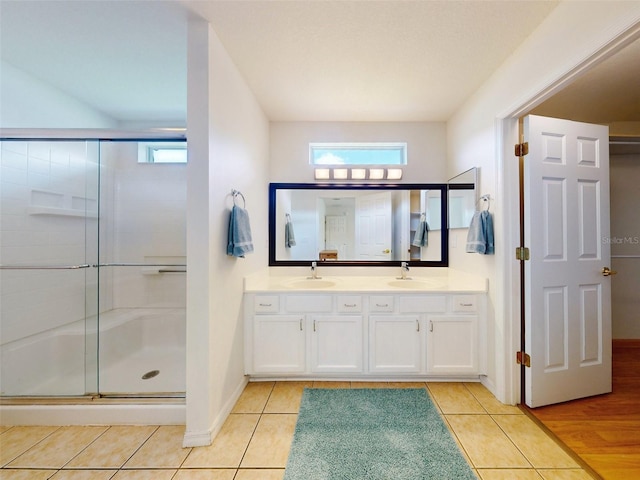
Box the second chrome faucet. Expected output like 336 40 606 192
398 261 411 280
309 261 322 279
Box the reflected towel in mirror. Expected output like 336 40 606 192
285 215 296 248
227 205 254 257
412 216 429 247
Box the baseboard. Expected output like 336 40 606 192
613 338 640 348
182 376 249 448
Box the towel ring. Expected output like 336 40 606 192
477 194 490 211
232 189 246 208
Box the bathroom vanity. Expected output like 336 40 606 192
243 270 487 381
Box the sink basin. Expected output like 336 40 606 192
287 279 337 289
387 279 444 289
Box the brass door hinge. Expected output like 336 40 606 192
515 247 530 261
514 142 529 157
516 351 531 367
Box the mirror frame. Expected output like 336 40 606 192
269 183 449 267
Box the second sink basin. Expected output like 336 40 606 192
387 279 445 289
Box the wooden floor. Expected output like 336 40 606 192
527 340 640 480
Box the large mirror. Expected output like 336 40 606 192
448 167 477 229
269 183 448 266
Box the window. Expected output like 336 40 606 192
310 142 407 166
138 141 187 164
310 142 406 181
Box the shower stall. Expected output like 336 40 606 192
0 135 186 399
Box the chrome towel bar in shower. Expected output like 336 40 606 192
0 264 91 270
0 263 186 270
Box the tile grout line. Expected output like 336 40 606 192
59 424 112 470
233 381 277 473
2 425 63 468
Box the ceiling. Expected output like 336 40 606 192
0 1 637 127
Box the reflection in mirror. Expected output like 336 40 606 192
448 167 477 229
269 183 448 267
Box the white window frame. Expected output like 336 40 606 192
309 142 407 166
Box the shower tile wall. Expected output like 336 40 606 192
101 142 186 311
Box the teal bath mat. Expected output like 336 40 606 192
284 388 476 480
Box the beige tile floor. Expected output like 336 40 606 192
0 381 596 480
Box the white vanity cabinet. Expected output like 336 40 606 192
245 289 486 379
311 314 364 373
426 295 482 375
252 314 306 373
369 314 422 373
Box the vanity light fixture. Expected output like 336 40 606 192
314 167 403 180
333 168 348 180
351 168 367 180
314 168 331 180
369 168 385 180
386 168 403 180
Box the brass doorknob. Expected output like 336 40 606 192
382 249 390 254
602 267 618 276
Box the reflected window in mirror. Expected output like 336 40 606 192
269 183 448 267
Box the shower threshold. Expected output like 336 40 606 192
0 394 186 426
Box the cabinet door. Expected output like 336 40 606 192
369 315 423 373
311 315 363 373
427 315 478 375
253 315 306 374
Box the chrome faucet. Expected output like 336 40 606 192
398 262 411 280
309 261 321 279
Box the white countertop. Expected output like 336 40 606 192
244 268 487 293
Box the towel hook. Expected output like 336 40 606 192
231 189 246 208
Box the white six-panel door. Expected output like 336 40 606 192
355 191 392 260
524 115 612 408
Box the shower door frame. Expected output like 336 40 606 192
0 129 186 399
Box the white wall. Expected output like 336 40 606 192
270 122 446 183
447 2 640 403
0 61 117 129
610 152 640 339
184 20 269 447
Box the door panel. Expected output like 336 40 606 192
524 115 611 408
355 191 392 260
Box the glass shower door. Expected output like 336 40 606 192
96 140 186 396
0 139 100 396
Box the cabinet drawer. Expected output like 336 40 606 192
399 295 446 313
451 295 477 313
337 295 362 313
254 295 279 313
369 295 395 313
285 295 332 313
